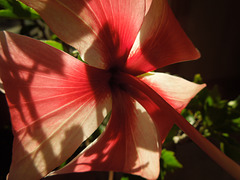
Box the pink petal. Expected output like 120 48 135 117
21 0 146 69
124 83 174 143
125 0 200 75
0 32 111 179
54 89 160 179
139 72 206 112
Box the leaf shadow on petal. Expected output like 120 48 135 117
83 23 129 70
0 32 86 179
58 88 159 177
76 22 162 174
125 0 199 75
38 21 160 180
0 33 61 179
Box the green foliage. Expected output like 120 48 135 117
41 40 64 51
161 149 182 169
121 177 130 180
181 74 240 161
160 149 182 180
0 0 40 19
160 74 240 179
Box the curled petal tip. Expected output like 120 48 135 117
126 0 200 75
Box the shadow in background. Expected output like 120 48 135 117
166 0 240 99
0 92 12 180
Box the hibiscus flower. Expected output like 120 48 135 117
0 0 239 179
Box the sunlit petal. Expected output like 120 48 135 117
139 72 206 112
0 78 4 93
123 83 174 143
54 89 160 179
145 0 153 15
125 0 200 75
0 32 111 179
20 0 146 69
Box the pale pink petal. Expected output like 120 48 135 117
145 0 153 14
125 0 200 75
0 78 4 93
21 0 146 69
115 72 203 143
54 89 160 180
139 72 206 112
124 83 174 143
0 32 111 179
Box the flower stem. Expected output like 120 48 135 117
108 171 114 180
118 72 240 179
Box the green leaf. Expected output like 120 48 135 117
181 109 195 125
193 73 204 84
222 136 240 161
0 9 15 17
0 0 11 8
0 0 40 19
232 117 240 128
41 40 64 51
120 177 129 180
161 149 182 170
160 149 182 180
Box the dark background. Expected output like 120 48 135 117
164 1 239 179
166 0 240 100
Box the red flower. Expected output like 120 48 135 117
0 0 239 179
